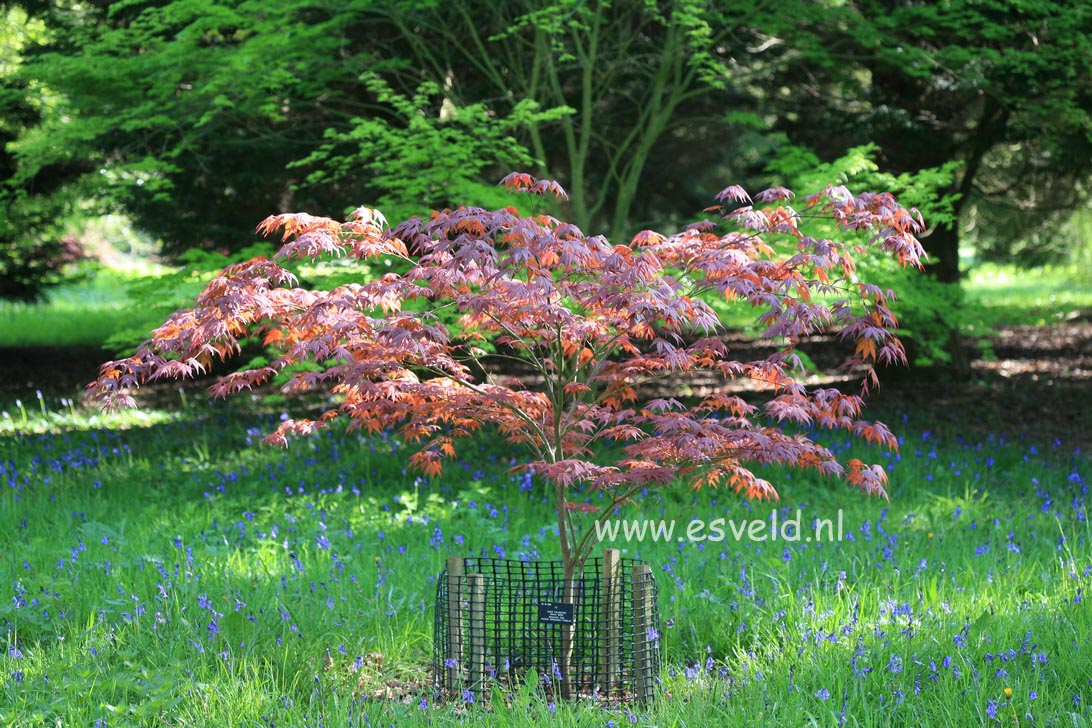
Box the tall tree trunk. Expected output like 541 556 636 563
922 222 960 285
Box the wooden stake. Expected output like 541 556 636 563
600 548 620 695
632 563 655 702
468 572 486 701
445 556 463 693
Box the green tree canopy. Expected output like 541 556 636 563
5 0 1090 301
765 0 1092 281
7 0 767 257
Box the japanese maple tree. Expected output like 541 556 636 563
89 172 923 696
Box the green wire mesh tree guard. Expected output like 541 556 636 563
433 550 661 703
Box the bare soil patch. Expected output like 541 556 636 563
872 316 1092 450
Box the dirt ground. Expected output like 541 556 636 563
1 318 1089 450
872 316 1092 451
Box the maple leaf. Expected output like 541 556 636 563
630 230 665 247
529 178 569 200
715 184 752 204
499 172 535 192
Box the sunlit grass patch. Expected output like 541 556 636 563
0 269 151 349
965 262 1092 327
0 393 179 435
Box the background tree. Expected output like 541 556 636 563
765 0 1092 282
293 72 570 225
0 5 86 300
365 0 771 238
9 0 379 251
5 0 1089 385
7 0 770 256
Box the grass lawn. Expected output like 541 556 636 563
0 277 139 350
0 398 1088 726
964 264 1092 325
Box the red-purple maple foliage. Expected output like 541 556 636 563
89 173 924 572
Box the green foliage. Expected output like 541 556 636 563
0 192 87 301
5 0 761 265
5 0 579 258
0 5 83 300
294 73 571 223
763 0 1092 281
8 0 344 251
4 0 1090 322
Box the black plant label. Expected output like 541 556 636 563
537 601 576 625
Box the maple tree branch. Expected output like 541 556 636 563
481 310 555 400
413 363 550 462
550 322 568 460
572 482 648 564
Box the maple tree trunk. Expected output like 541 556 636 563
554 480 576 699
559 562 576 700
